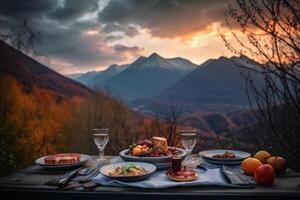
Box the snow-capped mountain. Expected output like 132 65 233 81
127 53 196 71
102 53 197 100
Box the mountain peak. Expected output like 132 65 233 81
149 52 161 58
127 52 196 72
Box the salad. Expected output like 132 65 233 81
109 164 146 176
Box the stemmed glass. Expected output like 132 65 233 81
181 130 197 166
93 128 109 162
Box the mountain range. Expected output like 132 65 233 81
156 56 263 112
70 53 197 100
72 52 262 113
0 40 259 151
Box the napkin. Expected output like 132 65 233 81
93 167 255 189
220 165 255 186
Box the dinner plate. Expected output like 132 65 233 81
199 149 250 165
119 147 187 169
35 154 91 169
100 162 156 182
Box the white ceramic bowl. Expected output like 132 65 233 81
100 162 156 182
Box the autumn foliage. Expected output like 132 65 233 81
0 76 139 175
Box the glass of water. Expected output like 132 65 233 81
181 130 197 166
93 128 109 162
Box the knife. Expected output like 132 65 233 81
58 168 82 188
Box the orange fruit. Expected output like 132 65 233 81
254 150 271 164
241 157 263 175
132 147 142 156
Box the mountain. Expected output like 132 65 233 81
88 64 128 89
68 71 100 86
157 56 263 112
67 73 84 80
0 40 91 98
103 53 197 101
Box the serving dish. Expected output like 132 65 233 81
100 162 156 182
120 137 187 169
119 147 187 169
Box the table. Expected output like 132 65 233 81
0 156 300 200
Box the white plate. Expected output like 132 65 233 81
100 162 156 182
35 154 91 169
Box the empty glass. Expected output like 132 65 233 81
93 128 109 162
181 130 197 166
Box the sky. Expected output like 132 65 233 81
0 0 239 74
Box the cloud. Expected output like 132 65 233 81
0 0 144 73
0 0 58 20
0 0 237 73
34 19 143 72
102 23 139 37
98 0 230 38
104 34 124 42
114 44 143 56
49 0 99 22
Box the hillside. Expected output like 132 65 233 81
0 40 91 99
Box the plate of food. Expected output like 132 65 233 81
199 149 250 165
100 162 156 182
165 167 199 182
119 137 187 169
35 153 91 169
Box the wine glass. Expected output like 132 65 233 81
93 128 109 162
181 130 197 166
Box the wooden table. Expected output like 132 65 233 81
0 156 300 200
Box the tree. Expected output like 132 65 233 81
0 20 40 55
152 103 184 146
222 0 300 170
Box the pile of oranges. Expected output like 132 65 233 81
241 150 287 186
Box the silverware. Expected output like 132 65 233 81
58 167 95 187
197 163 207 171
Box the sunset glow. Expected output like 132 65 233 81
0 0 243 74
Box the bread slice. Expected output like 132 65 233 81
152 137 168 154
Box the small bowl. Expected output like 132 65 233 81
100 162 156 182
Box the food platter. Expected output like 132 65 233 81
199 149 250 165
35 154 91 169
119 147 187 169
100 162 156 182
